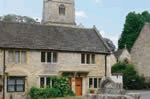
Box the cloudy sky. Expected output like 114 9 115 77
0 0 150 49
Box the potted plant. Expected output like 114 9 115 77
89 89 96 94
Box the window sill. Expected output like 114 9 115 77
7 62 27 65
7 91 25 93
80 64 96 65
41 62 57 64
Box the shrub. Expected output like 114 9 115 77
51 76 75 97
29 87 60 99
111 62 145 89
29 76 75 99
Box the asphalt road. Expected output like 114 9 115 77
127 90 150 99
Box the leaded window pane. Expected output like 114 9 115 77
53 53 57 63
40 77 44 88
16 85 24 92
41 52 45 62
8 79 15 85
21 51 26 63
81 54 85 64
99 78 101 88
47 52 51 63
8 51 13 62
92 54 95 64
87 54 90 64
15 51 20 63
16 79 24 84
46 77 50 88
8 85 15 92
89 78 92 88
94 78 97 88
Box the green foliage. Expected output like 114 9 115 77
2 14 36 24
51 76 75 97
112 62 145 89
29 76 75 99
29 87 60 99
118 11 150 52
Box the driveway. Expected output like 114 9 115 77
127 90 150 99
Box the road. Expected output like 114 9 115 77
127 90 150 99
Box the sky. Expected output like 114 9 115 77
0 0 150 49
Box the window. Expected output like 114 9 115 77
47 52 51 63
15 51 20 63
21 51 26 64
8 50 13 62
40 77 54 88
7 77 25 92
86 54 90 64
92 54 95 64
94 78 97 88
41 52 57 63
59 4 65 16
41 52 45 62
89 77 101 88
81 53 95 64
8 50 27 64
40 77 44 88
53 52 57 63
89 78 92 88
81 54 85 64
99 78 101 88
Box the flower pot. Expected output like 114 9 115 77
90 90 95 93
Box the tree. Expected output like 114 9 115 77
118 11 150 52
0 14 37 24
103 38 116 52
112 62 145 89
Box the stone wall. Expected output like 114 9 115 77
0 49 107 99
43 0 76 26
131 23 150 80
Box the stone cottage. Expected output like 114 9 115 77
114 47 130 63
0 0 113 99
131 23 150 82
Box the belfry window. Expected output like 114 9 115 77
59 4 65 16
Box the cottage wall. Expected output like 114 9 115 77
0 49 106 99
131 23 150 82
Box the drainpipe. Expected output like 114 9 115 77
105 55 107 77
3 49 6 99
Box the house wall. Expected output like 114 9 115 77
119 49 130 62
0 49 107 99
131 23 150 82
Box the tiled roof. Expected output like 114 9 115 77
0 21 110 53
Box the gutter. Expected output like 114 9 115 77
3 49 5 99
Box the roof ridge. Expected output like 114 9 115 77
0 21 93 30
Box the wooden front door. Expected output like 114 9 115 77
68 78 72 89
75 77 82 96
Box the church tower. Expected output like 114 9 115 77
42 0 76 26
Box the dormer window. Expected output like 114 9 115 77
59 4 65 16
